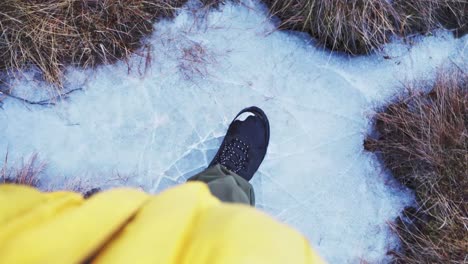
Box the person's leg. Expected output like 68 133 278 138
188 106 270 207
188 164 254 205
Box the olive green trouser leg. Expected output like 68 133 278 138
188 164 255 206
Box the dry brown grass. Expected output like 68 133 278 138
262 0 467 55
0 153 45 187
395 0 467 37
0 153 105 197
365 68 467 263
263 0 400 54
0 0 187 86
199 0 227 8
177 40 218 81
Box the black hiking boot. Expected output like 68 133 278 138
209 106 270 181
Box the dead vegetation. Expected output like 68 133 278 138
0 153 44 187
262 0 467 55
364 68 467 263
177 41 217 81
395 0 467 37
0 0 187 86
199 0 228 8
0 153 126 198
0 0 465 85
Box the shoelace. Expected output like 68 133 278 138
215 138 250 174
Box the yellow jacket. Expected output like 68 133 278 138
0 182 324 264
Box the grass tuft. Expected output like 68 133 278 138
365 68 467 263
0 153 45 187
395 0 467 37
0 0 187 86
262 0 467 55
263 0 400 55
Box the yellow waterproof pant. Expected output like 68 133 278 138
0 182 325 264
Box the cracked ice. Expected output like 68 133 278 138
0 1 466 263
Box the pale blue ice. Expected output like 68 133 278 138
0 1 466 263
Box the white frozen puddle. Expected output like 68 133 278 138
1 1 466 263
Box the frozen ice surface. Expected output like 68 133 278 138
0 1 467 263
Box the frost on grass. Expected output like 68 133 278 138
0 1 467 263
